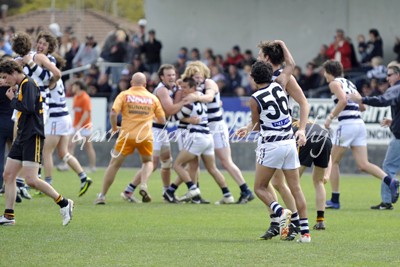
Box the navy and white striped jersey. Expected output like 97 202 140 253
21 52 55 110
197 79 223 122
251 82 293 143
48 79 69 118
332 77 362 123
170 94 209 134
152 82 177 129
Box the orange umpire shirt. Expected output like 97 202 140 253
73 91 92 128
112 86 165 142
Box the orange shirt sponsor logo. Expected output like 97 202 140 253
112 86 165 142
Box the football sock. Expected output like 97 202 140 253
317 210 325 222
239 183 249 193
221 187 231 197
125 183 136 193
270 201 283 217
185 181 196 190
167 183 178 193
4 209 14 219
78 172 87 183
299 218 310 235
16 177 25 188
291 211 300 227
383 176 392 186
331 192 340 203
55 195 68 208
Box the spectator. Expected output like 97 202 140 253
357 34 368 64
141 29 162 74
224 64 242 96
64 35 80 71
72 34 99 68
367 56 387 80
326 29 353 70
365 29 383 64
0 28 12 56
377 79 389 95
224 45 245 69
311 44 329 68
175 54 186 76
187 47 201 64
240 63 255 95
130 19 147 59
108 29 129 84
59 31 72 58
178 46 188 59
215 54 225 71
202 47 214 66
393 36 400 62
347 37 360 69
129 54 149 74
243 49 256 66
174 49 187 76
293 65 307 91
96 72 113 98
361 81 380 97
0 37 12 56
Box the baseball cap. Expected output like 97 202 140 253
138 19 147 26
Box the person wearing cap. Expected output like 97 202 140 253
130 19 147 60
72 34 99 68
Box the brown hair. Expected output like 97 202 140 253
11 31 32 56
36 31 58 54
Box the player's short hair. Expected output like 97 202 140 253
72 80 87 91
11 31 32 56
322 60 343 78
157 64 175 80
250 61 273 84
257 41 284 65
0 59 23 74
181 77 197 89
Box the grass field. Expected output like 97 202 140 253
1 168 399 267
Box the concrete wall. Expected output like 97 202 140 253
70 140 388 174
144 0 400 68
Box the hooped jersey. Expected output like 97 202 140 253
197 79 223 122
332 77 362 123
48 79 69 118
22 52 55 107
152 81 177 129
251 82 293 142
170 92 209 134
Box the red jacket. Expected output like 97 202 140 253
326 41 353 70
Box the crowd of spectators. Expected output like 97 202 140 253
1 22 400 104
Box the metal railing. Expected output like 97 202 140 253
61 61 127 81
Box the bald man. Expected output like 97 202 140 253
94 72 166 205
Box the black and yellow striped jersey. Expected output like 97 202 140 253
10 76 44 142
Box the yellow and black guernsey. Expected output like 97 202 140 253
10 76 45 143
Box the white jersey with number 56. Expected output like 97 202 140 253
251 82 293 143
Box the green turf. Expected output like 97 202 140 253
1 168 399 266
